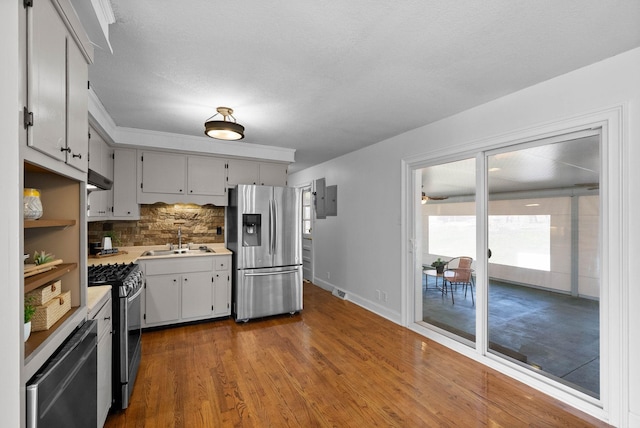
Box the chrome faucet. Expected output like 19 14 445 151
177 225 182 249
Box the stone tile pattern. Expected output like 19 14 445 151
88 203 225 247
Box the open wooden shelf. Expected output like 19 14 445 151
24 306 81 361
24 263 77 294
24 219 76 229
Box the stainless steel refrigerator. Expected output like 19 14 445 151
228 184 303 322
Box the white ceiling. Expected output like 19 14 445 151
88 1 640 173
421 135 600 198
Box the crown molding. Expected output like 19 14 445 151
88 88 295 163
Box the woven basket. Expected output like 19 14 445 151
32 290 71 332
25 280 61 306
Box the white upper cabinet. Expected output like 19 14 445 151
259 162 288 186
227 159 288 187
26 0 91 173
27 0 67 163
187 156 226 196
138 150 227 205
112 149 140 219
140 151 187 195
227 159 259 186
66 39 89 171
88 127 113 179
87 128 113 219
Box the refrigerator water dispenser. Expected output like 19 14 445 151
242 214 261 246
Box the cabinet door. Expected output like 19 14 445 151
227 159 259 186
213 272 231 316
27 0 67 162
259 162 288 186
113 149 140 218
181 272 214 319
66 39 88 172
141 151 186 195
87 133 113 219
145 274 180 325
97 332 112 426
187 156 226 196
88 189 110 217
95 299 112 427
89 129 112 178
88 127 102 174
103 145 114 180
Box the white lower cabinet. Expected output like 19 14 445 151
141 255 231 328
213 257 231 316
145 274 181 325
181 271 215 320
92 296 112 428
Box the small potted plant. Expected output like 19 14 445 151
431 258 447 274
24 296 36 342
34 250 54 265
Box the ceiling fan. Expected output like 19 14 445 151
422 192 449 203
574 182 599 191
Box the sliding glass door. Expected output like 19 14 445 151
486 133 600 397
419 158 476 345
417 130 601 398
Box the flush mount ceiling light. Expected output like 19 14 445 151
204 107 245 140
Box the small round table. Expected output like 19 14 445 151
422 268 443 291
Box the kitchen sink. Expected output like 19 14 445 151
140 247 215 257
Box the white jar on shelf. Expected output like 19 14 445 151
24 188 43 219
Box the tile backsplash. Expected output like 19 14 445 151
88 203 225 247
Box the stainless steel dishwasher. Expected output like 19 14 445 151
26 319 98 428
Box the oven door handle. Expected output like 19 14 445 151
127 285 144 303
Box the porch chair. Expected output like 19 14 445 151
443 256 474 305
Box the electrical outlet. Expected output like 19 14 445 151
327 271 331 280
376 290 381 300
382 291 388 302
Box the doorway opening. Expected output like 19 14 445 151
301 185 313 282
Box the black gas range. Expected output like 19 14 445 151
88 263 144 410
88 263 143 297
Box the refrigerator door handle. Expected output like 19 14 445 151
244 269 299 277
268 199 273 255
272 199 278 254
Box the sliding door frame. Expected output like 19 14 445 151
401 105 627 425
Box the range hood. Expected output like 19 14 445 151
87 169 113 191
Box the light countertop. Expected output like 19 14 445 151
87 285 111 316
88 243 231 266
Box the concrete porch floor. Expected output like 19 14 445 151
422 276 599 397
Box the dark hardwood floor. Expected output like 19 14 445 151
105 283 609 427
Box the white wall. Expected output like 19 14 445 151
1 1 23 427
289 48 640 425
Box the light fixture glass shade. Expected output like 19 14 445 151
204 107 245 140
205 121 245 140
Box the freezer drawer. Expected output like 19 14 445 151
234 265 303 321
